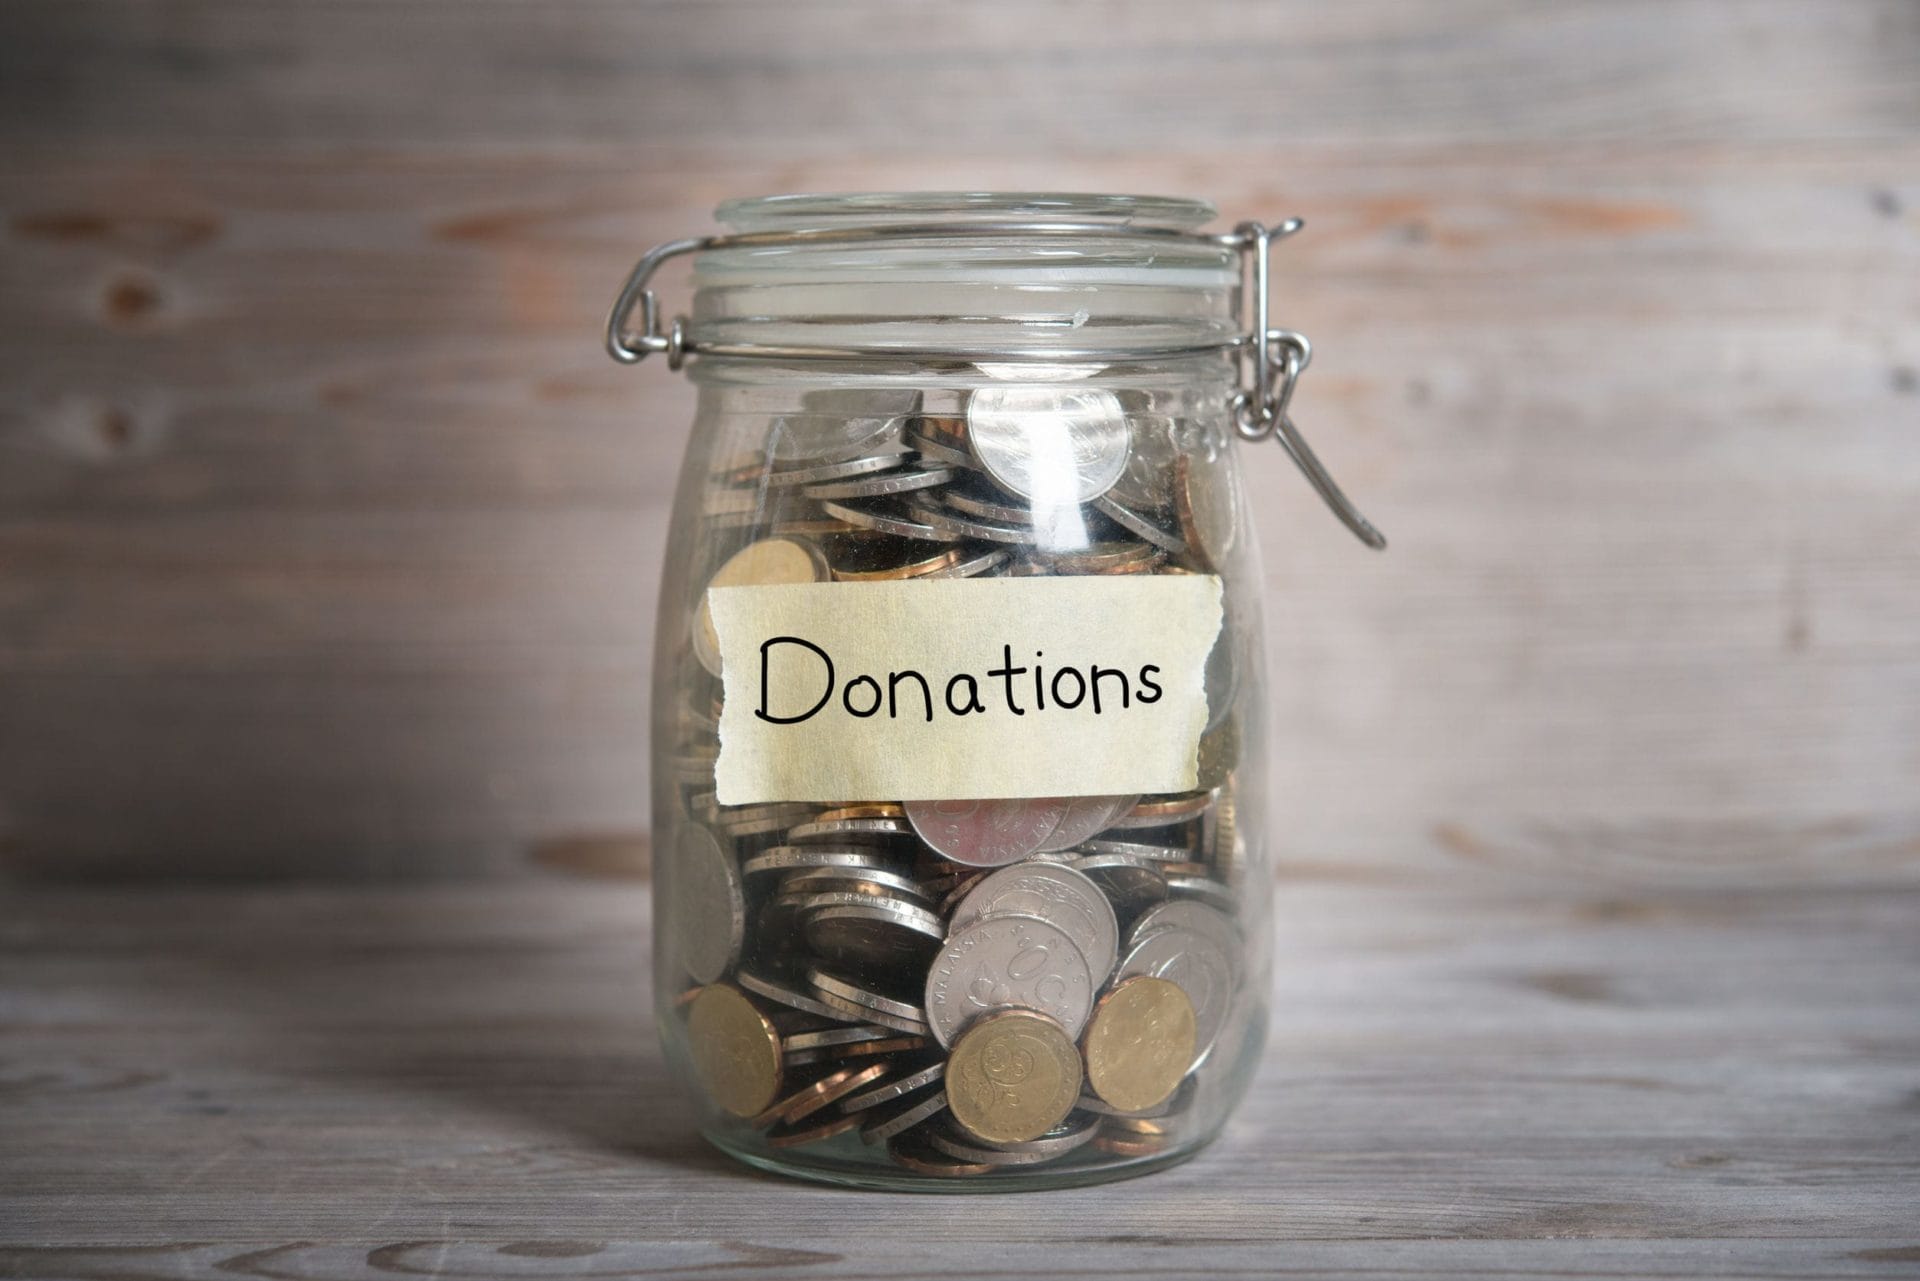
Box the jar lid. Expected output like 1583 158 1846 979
714 192 1218 234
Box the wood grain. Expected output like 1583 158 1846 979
1 2 1918 881
0 879 1915 1274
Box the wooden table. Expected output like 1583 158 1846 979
3 875 1915 1279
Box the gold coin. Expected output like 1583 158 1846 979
749 1061 887 1129
691 538 828 677
832 545 965 582
1082 976 1196 1114
1174 451 1237 574
816 803 906 822
945 1010 1083 1145
686 984 784 1118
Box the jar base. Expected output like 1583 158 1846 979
704 1126 1214 1193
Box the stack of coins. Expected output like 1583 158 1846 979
668 385 1250 1175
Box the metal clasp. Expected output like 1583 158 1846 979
604 216 1385 549
1225 221 1386 550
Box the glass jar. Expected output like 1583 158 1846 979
608 192 1382 1190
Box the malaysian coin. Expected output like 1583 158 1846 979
765 388 919 464
1069 851 1170 918
1091 1127 1169 1158
736 968 849 1022
750 1061 887 1129
765 1110 862 1148
807 968 930 1035
904 436 977 471
686 984 784 1118
701 798 814 838
1195 714 1240 792
904 797 1072 868
1108 414 1183 513
965 386 1129 504
1080 837 1192 863
924 914 1094 1045
827 538 965 582
669 824 744 986
1165 873 1237 916
778 865 930 903
1117 925 1237 1070
1077 1074 1198 1119
764 451 907 488
1090 492 1187 555
802 897 945 970
888 1131 994 1176
1174 450 1237 574
923 547 1012 579
803 466 956 501
944 1009 1083 1144
1112 791 1215 830
1130 899 1243 955
862 1089 952 1145
818 499 964 543
817 802 906 822
1081 976 1197 1113
692 538 829 678
1034 794 1139 852
838 1059 946 1113
1028 540 1160 576
942 484 1043 525
785 818 913 845
742 846 899 876
901 498 1039 546
948 862 1119 982
782 1023 904 1053
928 1111 1100 1164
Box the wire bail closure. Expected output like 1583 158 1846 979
605 217 1384 549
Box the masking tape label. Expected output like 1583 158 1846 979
710 575 1223 805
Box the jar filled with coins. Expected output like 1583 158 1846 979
607 193 1383 1189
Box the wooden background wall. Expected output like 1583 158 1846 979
1 1 1916 884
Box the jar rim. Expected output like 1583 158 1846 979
714 192 1219 234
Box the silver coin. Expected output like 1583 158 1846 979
964 386 1130 505
924 914 1094 1046
1090 492 1187 555
904 436 978 470
922 547 1012 579
1116 925 1237 1069
741 846 899 876
779 865 931 903
1034 795 1138 852
927 1111 1100 1164
669 824 742 985
1108 414 1182 513
905 797 1072 868
1164 873 1237 916
1080 837 1191 863
801 898 945 970
783 1023 905 1052
1069 852 1170 917
943 485 1045 525
764 451 907 488
706 801 814 838
902 498 1040 545
802 466 956 500
949 863 1119 983
839 1060 946 1113
859 1086 950 1143
1129 900 1242 955
818 499 965 542
784 816 915 843
736 968 849 1022
766 389 919 464
808 968 928 1024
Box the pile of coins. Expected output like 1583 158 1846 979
667 385 1250 1176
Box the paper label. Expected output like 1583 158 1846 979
710 575 1223 804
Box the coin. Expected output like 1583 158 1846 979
765 1110 862 1148
783 816 915 843
1112 791 1215 830
782 1023 904 1053
928 1111 1100 1163
1077 1074 1197 1119
859 1086 950 1144
965 386 1130 504
1174 450 1237 574
766 388 919 464
778 865 930 902
901 498 1040 545
816 802 906 821
904 797 1072 868
948 862 1119 982
691 537 830 678
706 800 814 838
1033 794 1138 852
1081 976 1196 1113
924 914 1094 1046
1069 851 1169 918
1165 873 1237 915
805 899 945 969
804 466 956 500
686 984 784 1118
923 547 1011 579
944 1009 1083 1144
1080 837 1191 863
838 1059 946 1113
807 968 930 1034
669 825 744 985
750 1061 887 1129
817 498 965 542
1090 492 1188 555
1090 1128 1168 1157
1108 414 1182 513
742 846 899 876
828 539 965 582
1117 925 1237 1069
764 451 907 488
888 1131 994 1175
1130 900 1242 956
736 968 849 1022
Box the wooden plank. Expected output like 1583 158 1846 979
2 1 1917 148
0 880 1915 1272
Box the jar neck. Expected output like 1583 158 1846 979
688 193 1243 366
